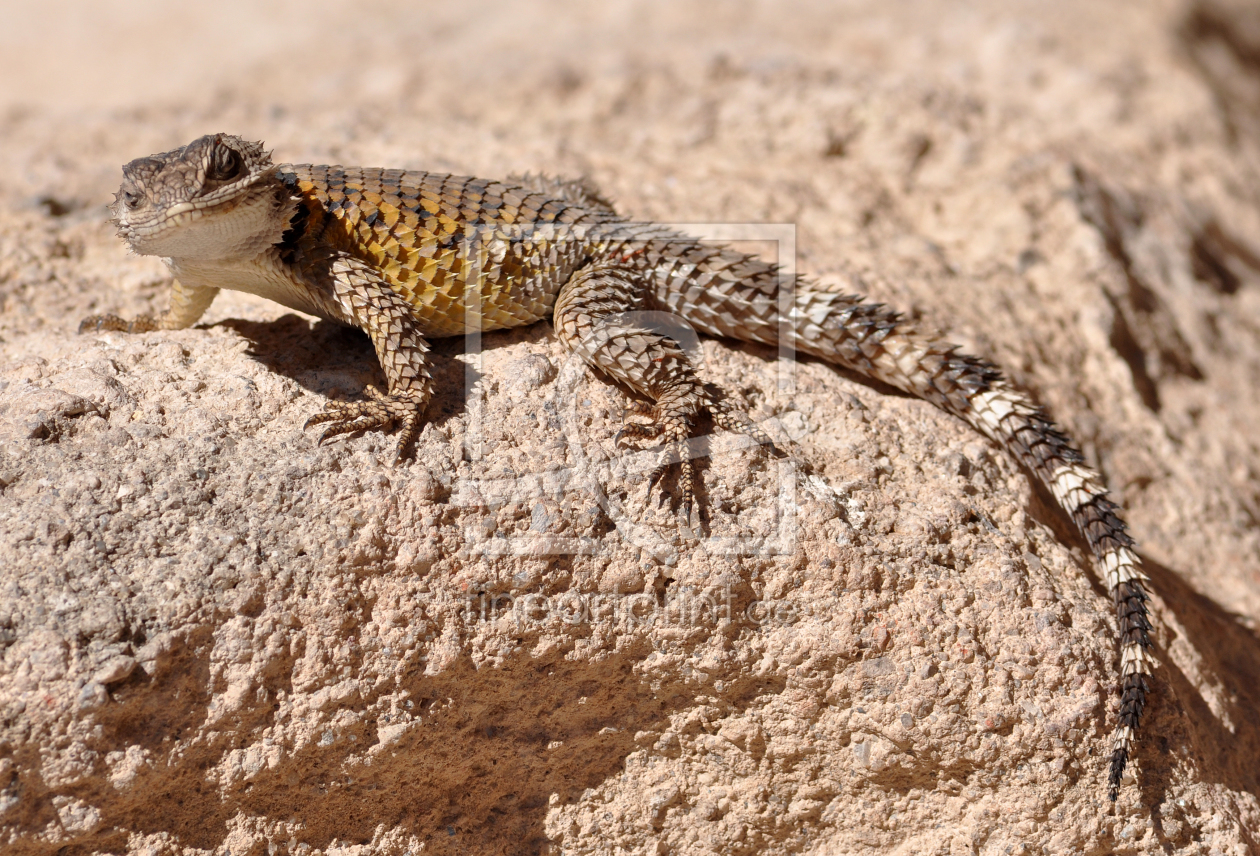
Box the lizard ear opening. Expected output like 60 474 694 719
206 143 245 184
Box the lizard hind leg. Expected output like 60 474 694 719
613 385 780 524
554 262 775 524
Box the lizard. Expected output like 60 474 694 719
80 132 1154 802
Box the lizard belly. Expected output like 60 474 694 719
168 255 342 323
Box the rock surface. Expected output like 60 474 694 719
1 1 1259 853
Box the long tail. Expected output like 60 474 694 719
797 290 1154 800
669 266 1154 799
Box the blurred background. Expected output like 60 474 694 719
0 0 1177 115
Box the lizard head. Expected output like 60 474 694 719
112 134 293 261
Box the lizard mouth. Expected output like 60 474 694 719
119 188 259 239
118 175 292 260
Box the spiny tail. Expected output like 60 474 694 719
797 290 1153 800
674 274 1154 799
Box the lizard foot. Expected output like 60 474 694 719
305 385 426 465
615 386 783 525
79 314 161 334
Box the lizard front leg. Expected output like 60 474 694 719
79 279 219 333
553 262 777 522
303 254 435 465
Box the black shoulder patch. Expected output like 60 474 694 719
278 198 311 265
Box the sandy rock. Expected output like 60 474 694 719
1 1 1259 854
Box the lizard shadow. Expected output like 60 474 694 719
1021 471 1260 837
218 314 745 525
780 329 1260 826
1137 556 1260 847
228 646 726 856
215 315 480 433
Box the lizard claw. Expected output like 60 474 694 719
615 400 665 448
305 386 428 463
619 385 778 528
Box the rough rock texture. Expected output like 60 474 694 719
2 1 1259 853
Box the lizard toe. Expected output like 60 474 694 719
615 401 666 448
705 387 784 457
304 388 428 461
624 386 777 528
78 314 161 334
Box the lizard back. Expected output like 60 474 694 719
278 165 620 337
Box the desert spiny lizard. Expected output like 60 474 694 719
81 132 1154 802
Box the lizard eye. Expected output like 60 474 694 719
206 146 244 183
122 190 142 210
